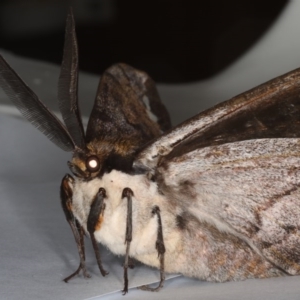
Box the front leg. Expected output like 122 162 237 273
60 174 90 281
87 188 109 277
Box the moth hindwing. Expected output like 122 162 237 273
1 8 300 295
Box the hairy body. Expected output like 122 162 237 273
69 137 300 282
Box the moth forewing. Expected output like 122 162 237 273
154 137 300 276
134 67 300 171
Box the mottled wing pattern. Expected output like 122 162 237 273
156 138 300 275
133 67 300 274
86 63 171 147
134 67 300 170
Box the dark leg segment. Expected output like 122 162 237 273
60 174 90 281
128 257 135 269
87 187 109 277
139 206 166 292
63 223 89 282
122 187 133 295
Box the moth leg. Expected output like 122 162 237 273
121 188 133 295
62 223 89 282
138 206 166 292
60 174 91 281
87 187 109 277
128 257 135 269
122 257 135 269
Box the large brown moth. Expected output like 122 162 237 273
1 9 300 295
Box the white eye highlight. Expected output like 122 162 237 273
86 156 100 172
89 159 98 169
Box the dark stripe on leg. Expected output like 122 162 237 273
139 206 166 292
60 174 90 281
122 187 133 295
87 188 109 277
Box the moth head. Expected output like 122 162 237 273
67 139 137 179
68 148 105 179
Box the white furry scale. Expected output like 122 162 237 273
71 171 186 272
69 169 283 282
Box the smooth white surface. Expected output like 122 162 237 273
2 2 300 299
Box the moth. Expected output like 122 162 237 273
1 9 300 295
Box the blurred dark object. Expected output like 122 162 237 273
0 0 288 83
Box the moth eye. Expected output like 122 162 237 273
86 156 100 172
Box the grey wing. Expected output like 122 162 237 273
155 138 300 275
132 65 300 274
133 67 300 171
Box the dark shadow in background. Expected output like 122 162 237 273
0 0 288 83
